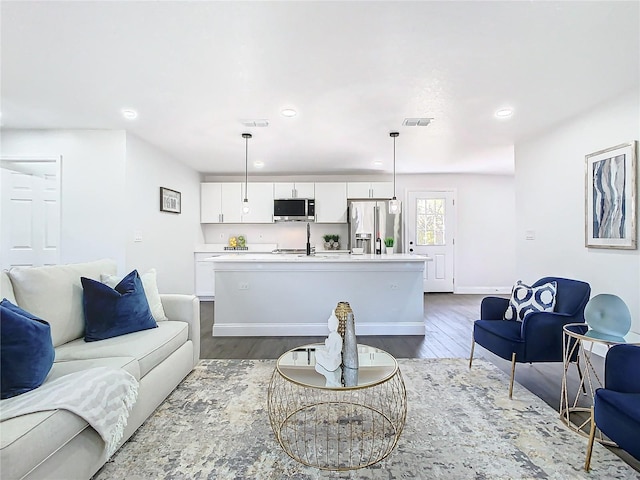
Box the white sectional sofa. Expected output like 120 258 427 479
0 260 200 479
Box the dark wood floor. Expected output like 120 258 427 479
199 293 639 472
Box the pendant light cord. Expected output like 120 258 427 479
393 135 396 198
244 136 248 200
390 131 399 199
242 133 251 201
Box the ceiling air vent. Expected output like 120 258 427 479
240 119 269 127
403 118 433 127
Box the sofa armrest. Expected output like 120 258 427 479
605 344 640 393
160 294 200 366
481 296 509 320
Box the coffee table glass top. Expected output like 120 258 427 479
276 343 397 389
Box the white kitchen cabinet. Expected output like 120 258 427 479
315 182 347 223
200 183 242 223
274 182 315 199
347 182 393 199
195 253 216 298
242 182 274 223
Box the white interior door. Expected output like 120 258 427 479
406 191 455 292
1 158 61 269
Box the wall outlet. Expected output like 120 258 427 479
134 232 142 242
525 230 536 240
390 283 398 290
238 282 249 290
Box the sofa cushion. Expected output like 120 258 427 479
7 259 117 347
504 280 557 321
1 271 16 304
55 321 188 377
82 270 157 342
0 356 138 480
101 268 168 322
0 300 55 399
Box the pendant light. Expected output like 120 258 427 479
242 133 252 214
389 131 401 214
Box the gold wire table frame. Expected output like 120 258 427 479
267 344 407 471
560 323 640 446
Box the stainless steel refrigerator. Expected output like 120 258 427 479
347 200 402 253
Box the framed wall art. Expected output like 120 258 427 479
160 187 181 214
585 141 637 249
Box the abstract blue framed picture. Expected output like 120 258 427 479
585 141 637 249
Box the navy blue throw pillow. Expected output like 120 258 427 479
81 270 157 342
0 299 55 399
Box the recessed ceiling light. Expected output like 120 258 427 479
121 108 138 120
281 108 297 117
253 160 264 168
495 108 513 119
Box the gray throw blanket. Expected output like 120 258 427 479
0 367 139 459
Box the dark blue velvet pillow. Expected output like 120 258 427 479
0 299 55 399
81 270 157 342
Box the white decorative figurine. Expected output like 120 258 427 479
314 310 343 387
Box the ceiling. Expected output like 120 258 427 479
1 1 638 176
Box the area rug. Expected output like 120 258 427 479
93 359 637 479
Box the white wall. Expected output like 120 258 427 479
0 129 203 294
515 88 640 334
125 134 203 293
399 174 516 293
1 130 128 270
202 173 517 293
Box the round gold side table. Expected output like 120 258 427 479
267 344 407 471
560 323 640 445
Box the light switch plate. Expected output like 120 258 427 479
525 230 535 240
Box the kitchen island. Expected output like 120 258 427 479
212 253 429 336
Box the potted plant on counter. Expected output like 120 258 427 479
323 235 341 250
384 237 394 254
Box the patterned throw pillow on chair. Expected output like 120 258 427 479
504 280 557 321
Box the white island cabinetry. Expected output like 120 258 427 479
212 254 429 336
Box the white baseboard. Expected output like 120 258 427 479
454 286 511 295
213 322 426 337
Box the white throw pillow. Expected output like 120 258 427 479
8 259 118 347
101 269 168 322
504 280 557 322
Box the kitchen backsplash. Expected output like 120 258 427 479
202 223 349 250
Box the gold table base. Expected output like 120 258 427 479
267 367 407 471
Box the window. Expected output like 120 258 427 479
416 198 445 246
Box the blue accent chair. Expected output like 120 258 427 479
469 277 591 398
585 344 640 471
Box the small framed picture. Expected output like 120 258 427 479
160 187 181 214
585 141 637 249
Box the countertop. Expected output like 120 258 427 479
210 253 430 262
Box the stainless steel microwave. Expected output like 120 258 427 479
273 198 315 222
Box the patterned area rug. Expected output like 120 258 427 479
94 359 637 479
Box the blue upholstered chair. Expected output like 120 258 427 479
468 277 591 398
585 344 640 471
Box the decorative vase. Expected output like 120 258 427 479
333 242 340 250
324 242 331 250
342 312 358 387
334 301 353 338
386 246 394 255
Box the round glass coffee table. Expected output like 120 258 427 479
267 344 407 471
